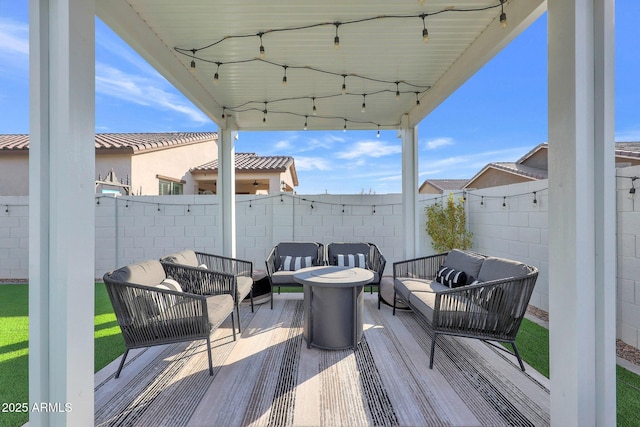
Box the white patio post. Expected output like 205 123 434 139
29 0 95 425
218 120 237 257
547 0 616 426
400 115 419 259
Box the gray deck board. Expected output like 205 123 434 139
95 293 550 427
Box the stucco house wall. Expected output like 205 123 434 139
0 153 28 196
129 139 217 195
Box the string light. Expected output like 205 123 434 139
282 65 288 86
258 32 265 58
533 191 538 204
377 125 380 138
395 82 400 100
263 102 268 124
500 0 507 28
157 204 161 212
481 196 484 206
341 75 347 95
415 92 421 106
502 196 506 208
190 49 196 73
213 62 221 85
187 204 191 213
312 97 317 115
421 14 429 43
304 115 308 130
221 107 226 119
372 205 376 214
334 22 341 49
343 119 348 132
361 94 367 113
629 177 638 199
4 205 8 213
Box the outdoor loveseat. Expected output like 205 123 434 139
104 259 236 378
160 250 253 333
265 242 325 307
393 249 538 371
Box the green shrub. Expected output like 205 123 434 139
425 192 473 252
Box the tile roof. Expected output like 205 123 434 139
192 153 295 172
0 132 218 152
420 179 469 192
0 134 29 151
615 142 640 159
485 162 548 180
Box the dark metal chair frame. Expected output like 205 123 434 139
103 272 236 378
393 252 539 371
160 251 253 333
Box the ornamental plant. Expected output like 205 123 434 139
425 192 473 252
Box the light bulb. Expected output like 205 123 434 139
422 28 429 43
190 59 196 74
500 12 507 28
213 72 219 85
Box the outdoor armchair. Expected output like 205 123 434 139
326 242 386 294
104 259 235 378
265 242 325 308
160 250 253 333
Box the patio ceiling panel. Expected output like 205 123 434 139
96 0 546 132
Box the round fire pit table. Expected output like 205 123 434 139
294 266 374 350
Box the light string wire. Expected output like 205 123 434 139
176 3 505 55
174 2 507 130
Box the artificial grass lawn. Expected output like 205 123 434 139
511 317 640 426
0 283 124 427
2 284 640 426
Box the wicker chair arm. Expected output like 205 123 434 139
393 252 448 280
195 251 253 278
368 243 387 281
265 247 278 277
161 262 237 298
432 269 538 341
104 279 211 348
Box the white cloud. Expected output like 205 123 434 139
425 137 454 150
293 156 333 171
0 20 28 56
336 140 401 160
96 63 208 124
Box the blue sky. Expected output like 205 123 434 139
1 2 638 194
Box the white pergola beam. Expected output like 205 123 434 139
218 119 237 257
547 0 616 425
29 0 96 425
400 115 419 259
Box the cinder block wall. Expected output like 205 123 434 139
2 168 640 348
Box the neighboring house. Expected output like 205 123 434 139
464 142 640 189
0 133 298 196
418 179 468 194
191 153 298 195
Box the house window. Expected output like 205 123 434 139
157 175 184 195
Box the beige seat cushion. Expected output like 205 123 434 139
206 294 235 329
393 277 447 301
110 259 166 286
236 276 254 300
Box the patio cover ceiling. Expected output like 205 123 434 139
96 0 546 132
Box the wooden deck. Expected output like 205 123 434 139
94 293 550 426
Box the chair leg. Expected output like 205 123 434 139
115 349 130 379
230 313 237 341
236 304 242 334
206 336 214 376
429 334 438 369
392 290 397 316
250 288 254 313
512 342 526 371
